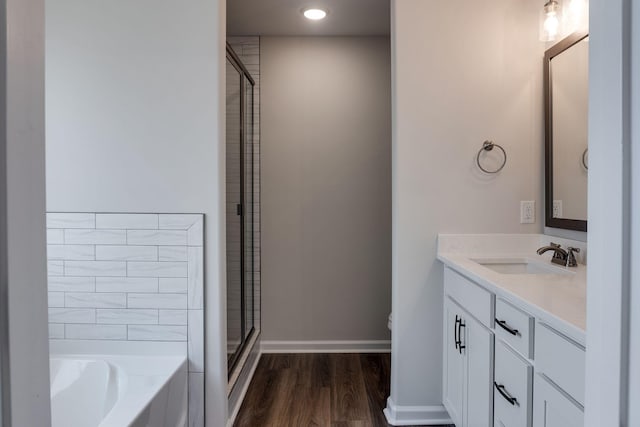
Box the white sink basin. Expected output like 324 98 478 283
470 258 572 276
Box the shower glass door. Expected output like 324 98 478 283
226 44 257 376
226 57 243 367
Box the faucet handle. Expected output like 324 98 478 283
550 242 561 248
567 247 581 267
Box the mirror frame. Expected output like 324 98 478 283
544 31 589 232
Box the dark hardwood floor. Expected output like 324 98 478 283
234 353 453 427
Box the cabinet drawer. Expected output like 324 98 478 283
494 341 533 427
444 267 494 327
495 298 535 359
535 323 585 406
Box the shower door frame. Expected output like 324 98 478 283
226 43 256 377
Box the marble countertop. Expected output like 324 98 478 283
437 234 587 345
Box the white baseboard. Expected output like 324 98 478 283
383 397 452 426
261 340 391 353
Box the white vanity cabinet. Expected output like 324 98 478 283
442 266 586 427
443 269 494 427
532 323 585 427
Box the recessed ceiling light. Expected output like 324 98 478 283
303 8 327 20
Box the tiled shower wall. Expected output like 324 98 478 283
228 37 261 335
46 212 204 427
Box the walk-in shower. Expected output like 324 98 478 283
226 43 259 378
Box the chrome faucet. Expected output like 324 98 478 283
536 243 580 267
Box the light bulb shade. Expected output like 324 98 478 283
540 0 563 42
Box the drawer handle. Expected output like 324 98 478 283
494 382 519 406
455 316 460 349
495 318 520 336
457 320 466 354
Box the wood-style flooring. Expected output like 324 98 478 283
233 353 453 427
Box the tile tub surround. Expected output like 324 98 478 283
46 212 204 427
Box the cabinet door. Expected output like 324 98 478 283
444 298 465 426
465 314 494 427
533 375 583 427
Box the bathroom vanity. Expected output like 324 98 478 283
438 234 586 427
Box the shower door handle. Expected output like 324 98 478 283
236 204 243 216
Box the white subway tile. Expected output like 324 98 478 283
47 245 94 261
127 262 188 278
159 309 188 325
47 261 64 276
159 278 188 293
48 276 95 292
158 246 188 261
65 292 126 308
128 293 187 309
158 214 201 230
95 277 158 293
47 229 64 244
188 373 204 427
127 230 187 246
47 213 95 229
96 245 158 261
96 214 158 229
49 324 65 339
65 261 126 277
49 308 95 324
127 325 187 341
188 247 203 309
187 218 203 247
48 292 65 307
96 309 158 324
188 310 204 372
65 229 126 245
65 324 127 340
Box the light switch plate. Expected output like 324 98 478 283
520 201 535 224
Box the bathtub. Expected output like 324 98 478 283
49 340 188 427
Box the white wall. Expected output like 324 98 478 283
45 1 228 425
3 0 51 424
260 36 392 342
389 0 543 422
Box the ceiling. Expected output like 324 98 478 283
227 0 390 36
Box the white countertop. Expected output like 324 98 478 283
437 234 587 345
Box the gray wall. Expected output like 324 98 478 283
261 36 391 341
390 0 543 418
3 0 51 424
45 0 229 424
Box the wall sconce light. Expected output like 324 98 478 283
540 0 562 42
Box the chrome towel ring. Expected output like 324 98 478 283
476 140 507 174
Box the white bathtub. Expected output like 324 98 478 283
49 340 188 427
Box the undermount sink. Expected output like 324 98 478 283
470 258 572 276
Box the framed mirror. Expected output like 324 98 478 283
544 32 589 232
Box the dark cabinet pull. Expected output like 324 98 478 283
495 319 519 336
454 315 460 349
457 319 466 354
494 382 519 406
